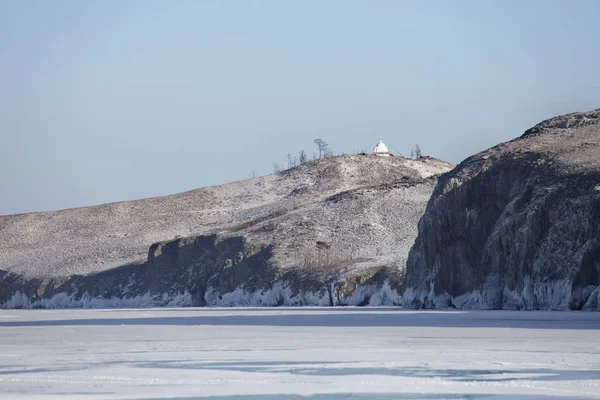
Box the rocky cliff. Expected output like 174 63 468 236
0 155 453 308
403 109 600 310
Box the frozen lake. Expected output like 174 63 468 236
0 308 599 399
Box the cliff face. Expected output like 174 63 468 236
403 110 600 310
2 234 405 308
0 155 452 308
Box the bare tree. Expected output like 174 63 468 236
299 149 307 164
286 153 293 169
250 168 257 179
312 152 318 161
313 138 328 159
410 149 415 159
323 148 334 158
273 163 281 173
415 144 422 158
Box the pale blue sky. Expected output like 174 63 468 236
1 0 599 214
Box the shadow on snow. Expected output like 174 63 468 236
0 310 598 330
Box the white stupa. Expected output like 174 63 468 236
372 136 392 157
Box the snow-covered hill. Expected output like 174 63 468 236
0 154 453 307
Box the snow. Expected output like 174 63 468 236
403 277 600 311
403 158 453 178
0 308 599 399
1 291 193 309
2 279 405 309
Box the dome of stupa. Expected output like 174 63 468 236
372 137 391 156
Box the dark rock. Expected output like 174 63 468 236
404 109 600 310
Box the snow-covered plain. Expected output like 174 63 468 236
0 308 599 400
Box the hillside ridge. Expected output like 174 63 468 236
0 154 453 281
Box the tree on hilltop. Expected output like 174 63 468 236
313 139 329 159
299 149 307 164
412 144 422 159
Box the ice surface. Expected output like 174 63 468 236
0 308 599 399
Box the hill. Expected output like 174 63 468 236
0 154 453 307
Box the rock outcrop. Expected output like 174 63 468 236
0 155 453 308
403 109 600 310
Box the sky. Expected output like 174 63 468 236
1 0 599 214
